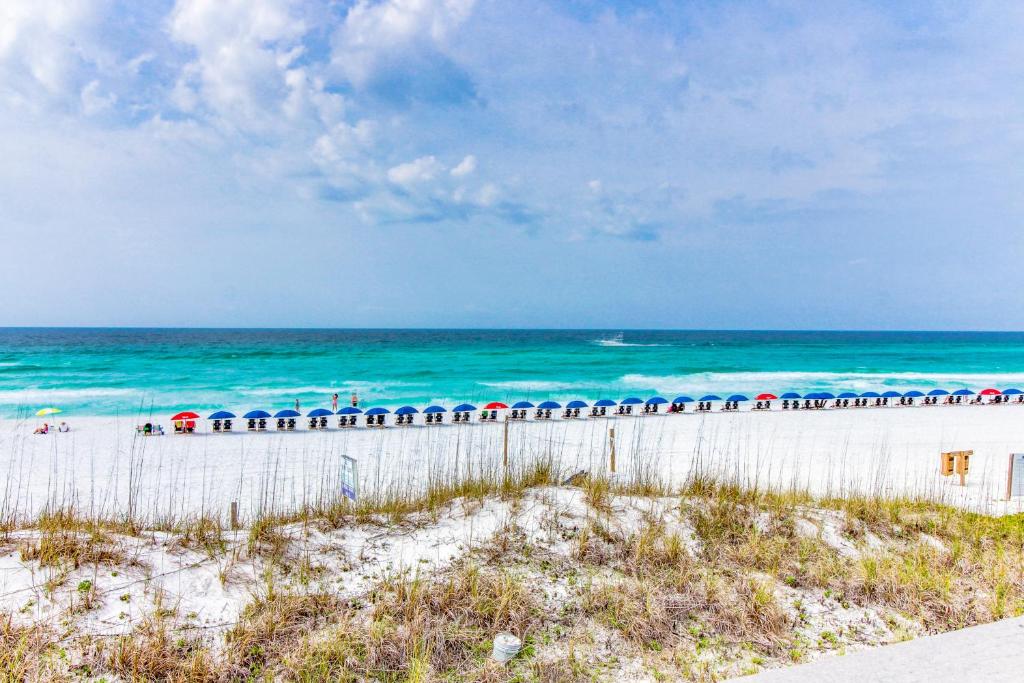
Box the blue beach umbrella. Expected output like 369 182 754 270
952 389 974 396
838 392 858 399
817 392 836 400
620 397 644 405
594 399 617 407
859 391 880 399
780 392 801 399
452 403 477 412
1002 388 1023 396
395 406 418 415
726 394 749 402
274 409 300 418
365 407 390 416
566 400 588 409
699 394 722 402
903 390 925 398
881 391 902 399
208 410 235 420
307 408 333 417
511 401 535 409
672 395 695 404
243 409 271 419
538 400 562 410
646 396 669 405
337 406 363 415
423 405 446 414
927 389 949 396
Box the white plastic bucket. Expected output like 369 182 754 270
491 632 522 663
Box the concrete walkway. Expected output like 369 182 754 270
739 617 1024 682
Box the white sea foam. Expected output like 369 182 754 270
0 387 138 402
479 379 607 392
617 371 1024 394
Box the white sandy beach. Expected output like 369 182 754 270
3 404 1023 525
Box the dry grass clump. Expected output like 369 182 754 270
280 563 542 680
365 563 541 676
0 615 67 682
102 617 217 682
19 530 126 570
223 584 344 679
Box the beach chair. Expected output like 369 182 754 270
600 407 607 416
309 418 318 430
319 416 328 429
246 419 256 431
185 421 196 433
276 418 286 430
224 420 233 432
258 419 267 431
377 414 385 426
212 420 222 433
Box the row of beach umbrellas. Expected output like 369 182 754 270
169 387 1024 422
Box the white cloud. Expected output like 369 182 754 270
80 79 115 115
387 155 444 185
0 0 107 104
450 154 476 177
330 0 476 85
168 0 309 130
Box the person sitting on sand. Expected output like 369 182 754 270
34 423 48 434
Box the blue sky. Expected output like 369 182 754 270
1 0 1022 329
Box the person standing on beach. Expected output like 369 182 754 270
294 398 300 413
351 391 358 407
332 393 339 412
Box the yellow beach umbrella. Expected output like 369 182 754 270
36 407 62 417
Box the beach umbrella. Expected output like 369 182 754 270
672 395 695 404
484 401 508 410
566 400 588 409
36 407 62 417
337 406 363 415
274 409 301 418
511 401 535 409
171 411 201 421
645 396 668 405
927 389 949 396
699 394 722 402
243 410 271 419
1002 388 1023 396
538 400 562 410
594 399 617 407
838 392 858 399
859 392 880 398
307 408 334 417
755 393 777 401
207 410 236 420
951 389 974 396
365 407 390 416
620 397 644 405
881 391 902 399
817 392 836 400
452 403 477 412
903 390 925 398
980 388 1001 396
780 392 801 399
423 405 447 414
395 406 419 415
726 394 749 402
803 392 821 400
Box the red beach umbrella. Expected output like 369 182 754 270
484 402 509 410
980 388 1001 396
171 411 200 420
755 393 778 400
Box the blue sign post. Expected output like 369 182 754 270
341 455 358 502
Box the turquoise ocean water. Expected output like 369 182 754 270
3 329 1024 417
